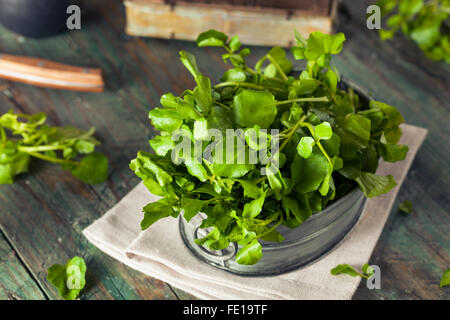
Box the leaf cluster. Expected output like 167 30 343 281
0 110 108 184
130 30 408 265
47 256 87 300
376 0 450 63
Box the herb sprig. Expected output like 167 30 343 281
331 263 375 279
376 0 450 63
0 110 108 184
130 30 408 265
47 256 87 300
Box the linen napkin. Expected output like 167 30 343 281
83 124 427 300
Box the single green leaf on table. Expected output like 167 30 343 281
440 269 450 288
47 256 87 300
399 200 413 214
330 263 368 279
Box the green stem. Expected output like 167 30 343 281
213 100 230 109
214 81 287 94
18 145 67 153
0 127 6 153
276 96 329 106
266 54 289 82
279 115 307 152
312 79 339 105
299 122 332 163
27 151 78 165
258 214 283 238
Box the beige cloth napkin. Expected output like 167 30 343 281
83 124 427 300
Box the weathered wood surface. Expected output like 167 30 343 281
0 0 448 300
124 0 335 47
0 232 47 300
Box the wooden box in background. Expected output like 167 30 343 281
124 0 340 47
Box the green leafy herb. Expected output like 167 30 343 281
440 269 450 288
376 0 450 63
331 263 374 279
399 200 413 214
130 30 407 266
0 110 108 184
47 256 87 300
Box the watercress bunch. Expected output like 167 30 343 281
0 110 108 184
130 30 408 265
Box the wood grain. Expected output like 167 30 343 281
0 231 47 300
0 0 448 300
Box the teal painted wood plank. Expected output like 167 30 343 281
0 231 47 300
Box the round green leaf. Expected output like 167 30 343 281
196 29 228 47
233 89 277 128
297 136 315 158
315 121 333 140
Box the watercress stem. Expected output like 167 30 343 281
266 54 289 81
18 145 68 153
214 81 287 94
26 151 78 165
279 115 307 151
276 96 329 106
257 214 283 238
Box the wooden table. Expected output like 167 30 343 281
0 0 448 300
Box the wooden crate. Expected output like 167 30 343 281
124 0 339 47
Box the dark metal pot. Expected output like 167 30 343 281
0 0 70 38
